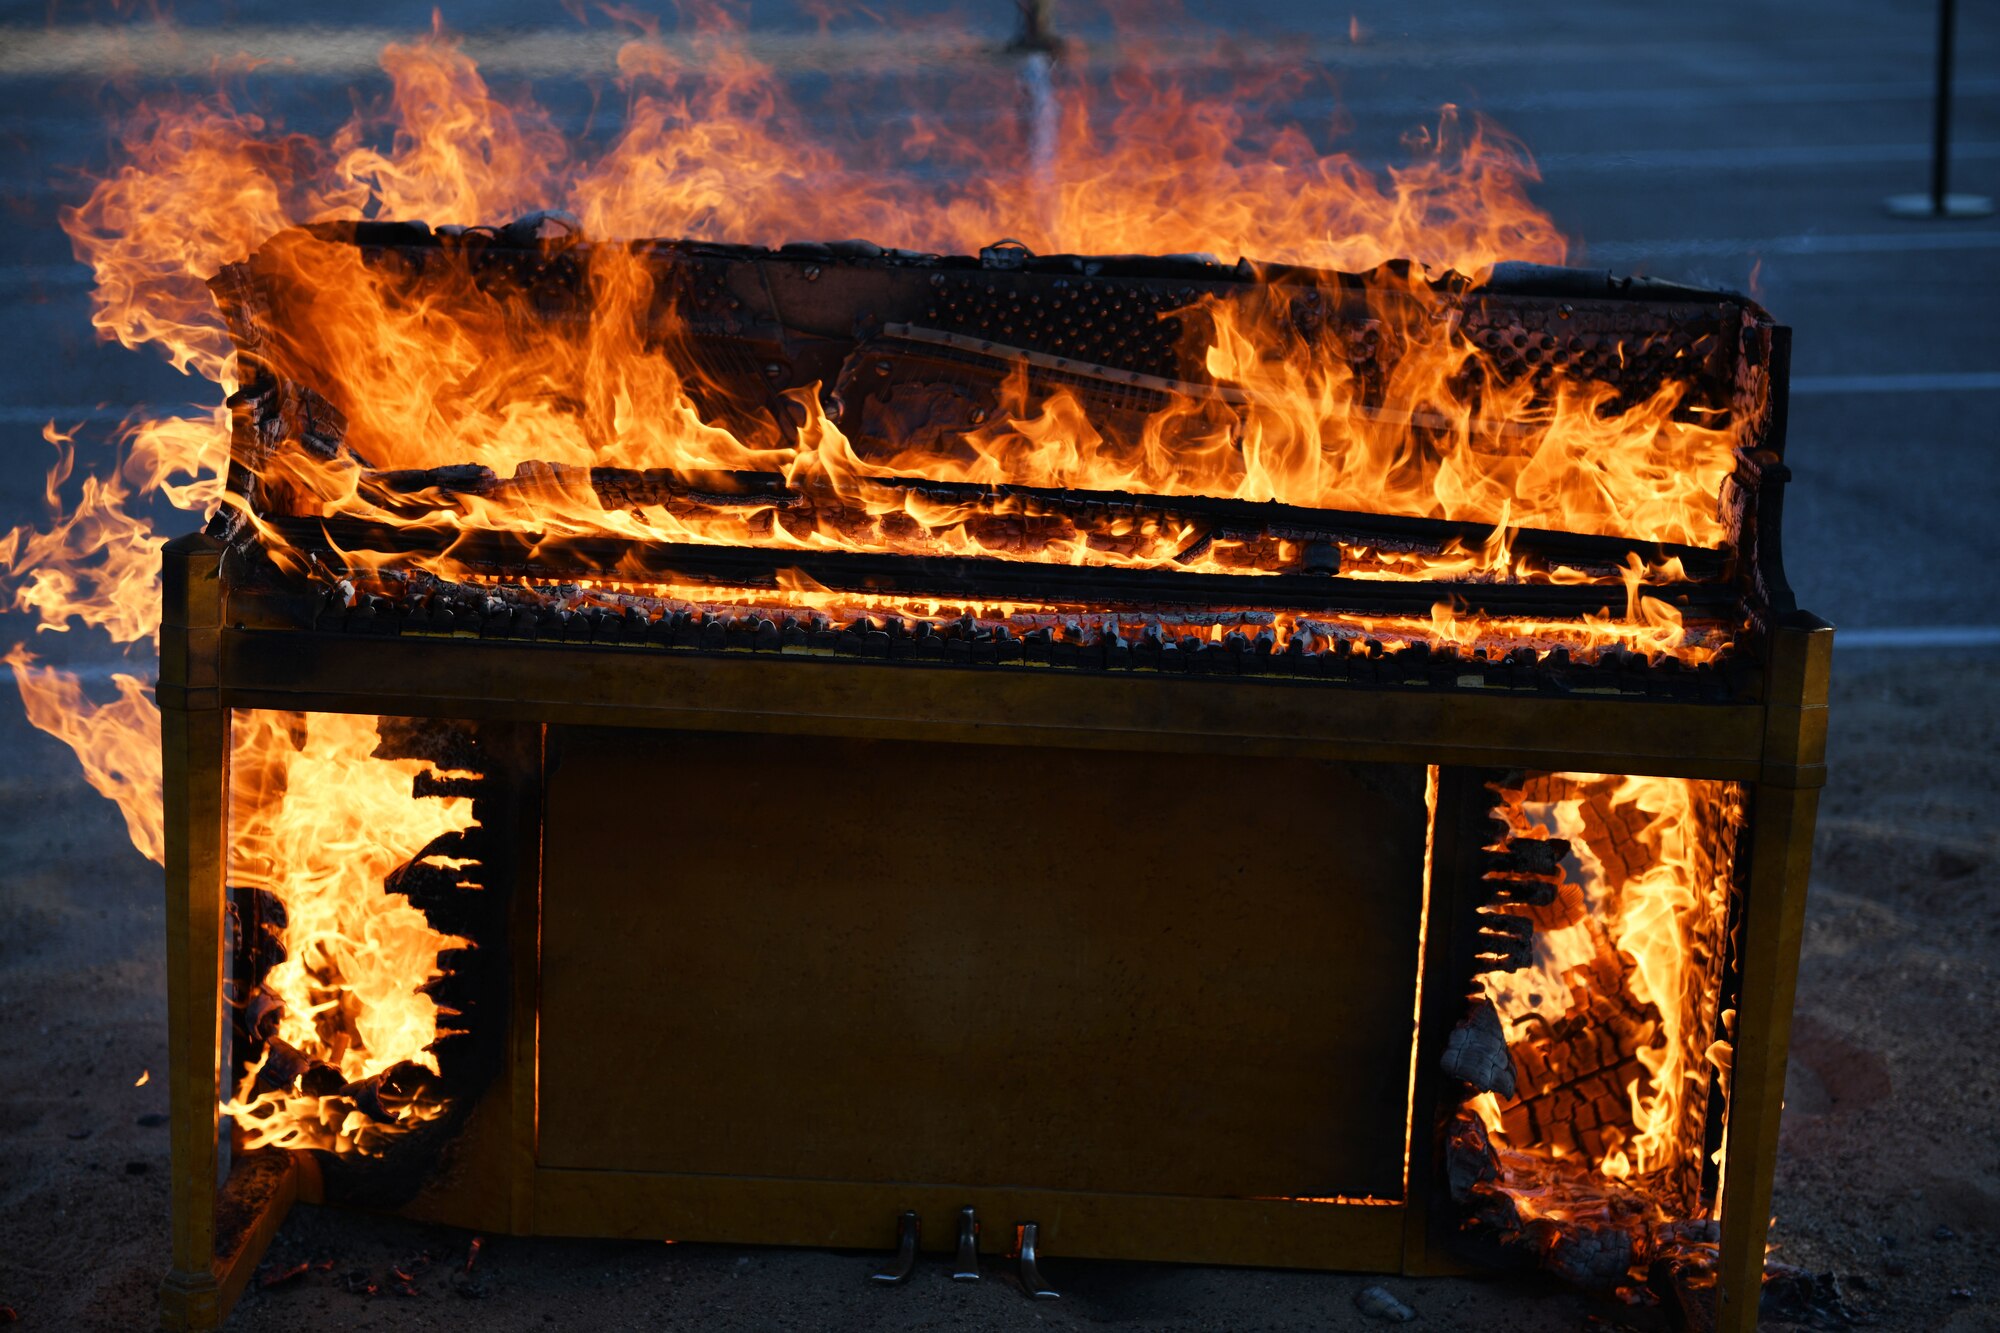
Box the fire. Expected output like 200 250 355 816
220 222 1735 572
0 15 1758 1168
2 21 1619 855
3 645 163 863
221 710 478 1155
0 421 169 860
1465 773 1740 1253
307 559 1730 674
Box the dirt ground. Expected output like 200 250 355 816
0 649 1992 1332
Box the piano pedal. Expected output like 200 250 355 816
869 1209 920 1285
951 1206 982 1281
1015 1222 1059 1300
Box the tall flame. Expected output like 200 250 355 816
3 646 164 863
1 17 1612 860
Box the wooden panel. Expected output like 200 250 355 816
530 1169 1409 1270
539 728 1426 1204
216 627 1773 780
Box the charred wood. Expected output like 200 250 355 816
337 1061 436 1124
412 771 483 801
372 718 486 771
289 472 1730 595
1441 997 1518 1098
1481 876 1558 908
1484 836 1570 878
1471 910 1535 972
226 887 289 980
265 513 1734 622
242 543 1746 701
1528 1216 1634 1291
253 1036 315 1095
1647 1251 1719 1333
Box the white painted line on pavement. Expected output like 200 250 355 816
1791 372 2000 395
1585 230 2000 262
1437 76 2000 115
0 406 125 425
1290 77 2000 121
1837 627 2000 649
2 660 157 684
1539 140 2000 174
0 25 1706 79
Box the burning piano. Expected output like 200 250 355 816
154 215 1827 1332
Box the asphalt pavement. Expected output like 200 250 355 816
0 2 1995 1329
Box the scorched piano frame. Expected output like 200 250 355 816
156 531 1828 1333
156 238 1828 1331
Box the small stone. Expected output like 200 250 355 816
1354 1284 1416 1322
124 1161 149 1175
1883 1257 1907 1277
65 1128 91 1140
1934 1225 1958 1242
1950 1287 1974 1300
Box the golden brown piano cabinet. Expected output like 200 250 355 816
156 530 1828 1332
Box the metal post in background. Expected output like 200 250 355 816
1886 0 1994 218
1008 0 1063 55
1002 1 1062 244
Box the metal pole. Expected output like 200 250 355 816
1887 0 1992 218
1930 0 1955 212
1008 0 1062 55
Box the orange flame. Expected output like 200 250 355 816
1 22 1744 1123
1472 773 1740 1227
3 646 163 863
220 710 478 1155
13 23 1713 650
